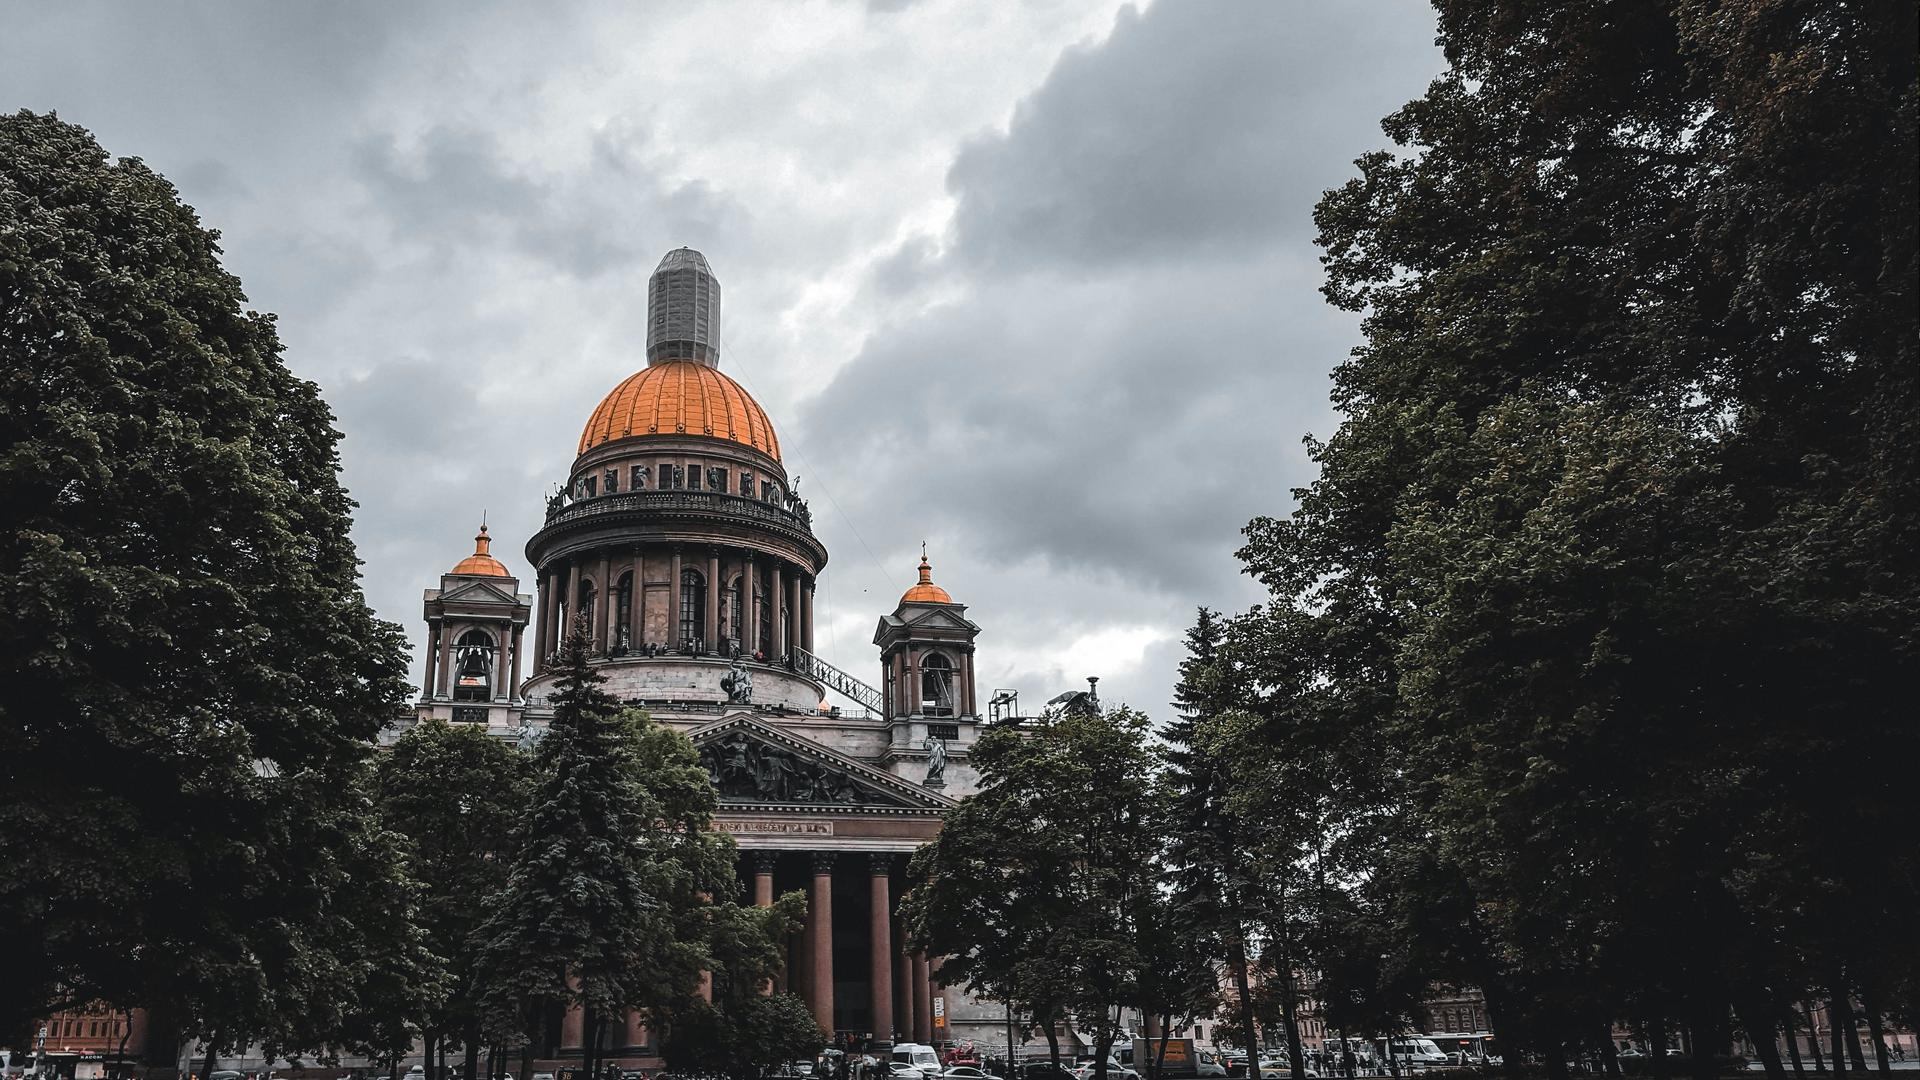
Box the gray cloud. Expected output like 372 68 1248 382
3 0 1443 718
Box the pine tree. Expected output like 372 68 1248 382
472 624 733 1079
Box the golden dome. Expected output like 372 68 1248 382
578 360 781 462
901 553 952 604
451 524 510 577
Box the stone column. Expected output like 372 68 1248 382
423 621 440 698
755 851 778 995
436 623 455 700
869 856 895 1046
624 1011 647 1051
564 560 581 641
911 952 932 1043
706 549 721 650
594 552 611 652
771 562 787 660
630 548 645 646
894 912 914 1042
670 548 684 650
496 620 512 700
810 852 835 1032
788 573 803 656
745 554 761 656
803 578 815 652
561 1001 584 1050
509 620 524 700
961 650 975 716
533 578 551 672
906 647 921 717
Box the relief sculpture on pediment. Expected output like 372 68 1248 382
697 731 905 806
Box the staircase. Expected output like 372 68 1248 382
790 645 884 715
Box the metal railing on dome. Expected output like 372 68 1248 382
543 489 814 534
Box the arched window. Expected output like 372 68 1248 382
680 567 705 649
921 652 954 716
453 629 494 702
614 571 634 651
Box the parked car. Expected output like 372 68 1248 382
944 1069 993 1080
530 1072 556 1080
1017 1064 1078 1080
890 1064 927 1080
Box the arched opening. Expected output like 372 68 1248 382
921 652 954 716
614 571 634 653
453 628 495 702
679 567 706 650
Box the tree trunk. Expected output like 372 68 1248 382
1691 1010 1720 1080
1545 1045 1568 1080
1862 1006 1890 1075
1154 1015 1174 1080
1230 931 1260 1078
1650 1019 1671 1080
1737 1003 1786 1080
465 1022 482 1080
1830 996 1867 1074
198 1039 218 1080
1278 970 1306 1080
1783 1012 1804 1077
1601 1028 1623 1079
1803 1006 1826 1074
1094 1013 1114 1080
1045 1020 1062 1072
425 1033 438 1080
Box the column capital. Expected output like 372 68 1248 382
754 851 779 876
811 851 836 875
869 854 895 877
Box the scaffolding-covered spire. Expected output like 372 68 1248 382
646 247 722 367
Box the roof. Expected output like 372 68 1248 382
901 554 952 604
577 360 781 462
450 524 510 577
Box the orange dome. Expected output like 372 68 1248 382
451 525 510 577
578 360 781 462
901 553 952 604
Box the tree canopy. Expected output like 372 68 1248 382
0 109 413 1050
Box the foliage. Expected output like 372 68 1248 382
1224 0 1918 1073
370 719 531 1067
904 706 1163 1080
471 625 735 1076
0 109 413 1049
658 894 821 1080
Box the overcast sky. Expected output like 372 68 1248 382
3 1 1443 719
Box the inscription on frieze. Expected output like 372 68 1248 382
713 819 834 836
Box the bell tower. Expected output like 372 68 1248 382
873 551 980 788
420 524 533 730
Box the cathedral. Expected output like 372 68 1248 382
405 248 990 1064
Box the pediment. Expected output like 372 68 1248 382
688 715 955 811
439 578 524 606
901 607 976 632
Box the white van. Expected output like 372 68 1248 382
893 1044 943 1078
1384 1040 1449 1067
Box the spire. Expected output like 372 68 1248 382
901 547 952 604
473 523 492 558
646 247 722 368
450 522 510 577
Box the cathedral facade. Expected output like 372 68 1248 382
406 248 986 1063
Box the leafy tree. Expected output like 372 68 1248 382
905 706 1163 1080
472 625 734 1080
658 894 821 1080
1230 0 1918 1076
372 719 531 1080
0 110 413 1049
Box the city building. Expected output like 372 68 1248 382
400 247 987 1068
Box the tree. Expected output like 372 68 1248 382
0 110 414 1048
1231 0 1918 1074
658 895 821 1080
471 624 734 1080
372 719 531 1080
905 705 1163 1080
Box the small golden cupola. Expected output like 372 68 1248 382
450 524 511 577
900 551 952 605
